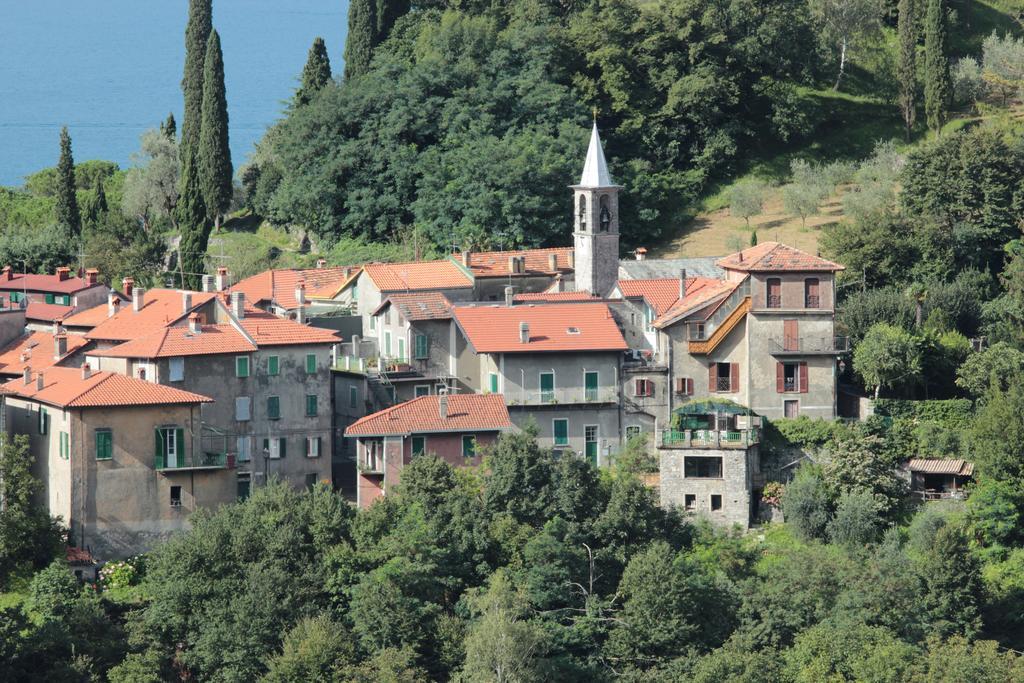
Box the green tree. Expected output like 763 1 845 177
483 428 556 527
198 29 233 228
896 0 917 139
54 126 81 236
180 0 212 160
375 0 410 40
827 490 883 546
782 160 830 227
921 524 983 639
784 620 920 682
92 176 108 218
955 342 1024 398
810 0 884 90
730 180 767 229
122 128 180 232
853 322 923 398
160 112 177 141
781 463 833 541
344 0 377 80
296 37 332 106
461 570 543 683
821 430 907 516
261 615 357 682
966 478 1024 548
920 635 1024 682
967 380 1024 486
27 560 81 623
175 150 209 290
923 0 951 134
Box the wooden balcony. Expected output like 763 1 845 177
688 296 751 354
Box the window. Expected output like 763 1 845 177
305 436 321 458
684 494 696 511
59 431 69 460
644 303 655 332
170 486 182 507
489 372 499 394
47 294 70 305
675 377 694 395
634 378 654 397
462 435 476 458
412 436 426 456
237 476 251 501
10 291 23 304
305 394 318 417
265 437 287 459
784 399 800 418
716 362 732 392
553 419 569 446
44 293 54 304
235 356 250 378
369 315 376 332
777 362 807 393
305 473 319 489
414 333 429 359
267 355 279 376
95 429 112 460
711 494 723 511
585 371 598 401
169 356 184 382
155 427 183 468
805 278 820 308
349 386 359 408
384 309 392 325
710 363 738 393
58 295 70 306
38 407 48 435
584 425 598 465
236 436 251 462
397 338 406 362
766 278 782 308
414 385 430 398
267 395 281 420
783 319 799 352
138 367 147 381
685 456 723 478
235 397 251 421
599 195 611 232
305 354 317 374
384 331 392 357
540 372 555 403
625 425 641 441
364 440 383 471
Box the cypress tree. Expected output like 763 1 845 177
161 112 177 141
54 127 82 237
93 177 108 218
176 151 210 290
296 37 332 106
181 0 212 161
924 0 951 135
344 0 377 81
375 0 410 40
198 30 233 228
897 0 917 140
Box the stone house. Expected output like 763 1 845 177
3 365 222 560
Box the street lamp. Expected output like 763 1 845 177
262 446 270 486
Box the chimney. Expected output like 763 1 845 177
508 256 516 273
182 291 192 314
107 292 120 318
295 280 306 307
519 321 530 344
22 368 30 385
54 333 67 359
56 267 70 281
1 266 11 281
84 268 99 286
231 292 245 319
439 394 448 420
81 363 92 380
215 267 229 292
316 258 327 269
132 287 145 313
679 268 687 300
188 313 201 334
462 251 471 267
122 277 134 297
635 247 647 261
52 319 61 336
36 372 43 390
567 251 575 268
548 253 558 271
504 286 514 307
201 274 215 292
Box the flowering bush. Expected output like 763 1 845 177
762 481 785 508
98 556 144 589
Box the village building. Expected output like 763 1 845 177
0 267 110 330
0 325 92 381
226 262 354 319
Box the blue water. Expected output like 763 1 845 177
0 0 348 187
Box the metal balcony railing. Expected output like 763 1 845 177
770 336 850 355
805 294 820 308
766 294 782 308
155 451 230 470
661 429 759 449
507 387 620 406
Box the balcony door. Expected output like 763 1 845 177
584 425 598 465
783 319 799 351
584 371 599 402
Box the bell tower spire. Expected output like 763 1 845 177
572 122 621 297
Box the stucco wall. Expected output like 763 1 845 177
508 405 619 466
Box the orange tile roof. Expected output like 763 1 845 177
25 302 75 323
717 242 844 272
229 267 352 310
0 332 90 375
63 301 115 328
0 271 102 295
85 290 218 342
90 324 257 359
454 302 627 353
362 260 473 292
654 278 738 328
617 279 686 316
2 367 212 408
458 247 574 277
346 394 513 436
237 311 341 346
513 291 598 302
373 292 452 321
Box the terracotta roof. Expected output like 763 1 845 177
717 242 844 272
2 367 212 408
85 290 218 342
0 331 90 375
653 278 737 328
63 301 118 328
0 272 102 295
374 292 452 321
228 267 352 310
908 459 974 476
307 267 361 300
454 302 627 353
458 247 574 277
90 324 257 359
66 546 95 564
346 394 513 437
237 311 341 346
25 302 75 323
617 279 684 316
362 260 473 292
513 291 598 302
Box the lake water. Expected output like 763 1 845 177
0 0 348 187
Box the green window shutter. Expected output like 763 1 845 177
268 396 280 419
306 394 318 416
45 293 54 304
236 356 250 377
540 373 554 391
176 428 185 463
349 386 358 408
96 430 112 460
279 437 287 459
38 408 45 435
489 373 499 393
415 334 428 359
553 419 568 446
306 354 316 374
462 435 476 458
315 436 322 458
155 428 165 468
268 356 279 375
398 339 405 361
412 436 425 456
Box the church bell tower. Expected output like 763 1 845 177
572 122 621 297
